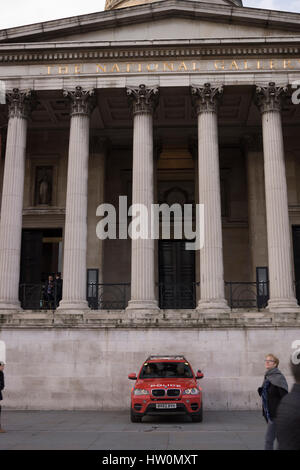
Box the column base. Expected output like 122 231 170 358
266 298 300 314
0 300 22 312
126 299 160 310
125 299 160 318
57 300 90 313
196 299 230 316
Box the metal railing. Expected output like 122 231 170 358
19 283 61 310
87 283 131 310
19 282 130 310
19 281 271 311
159 282 196 309
225 281 269 310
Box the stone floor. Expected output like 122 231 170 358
0 410 267 450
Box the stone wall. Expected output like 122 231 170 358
1 322 299 410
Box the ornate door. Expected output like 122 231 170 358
159 240 195 309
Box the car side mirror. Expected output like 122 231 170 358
128 373 137 380
196 370 204 379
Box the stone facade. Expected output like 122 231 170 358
1 322 299 410
0 0 300 409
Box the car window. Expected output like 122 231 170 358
140 362 193 379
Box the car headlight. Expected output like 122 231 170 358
133 389 150 396
183 388 200 395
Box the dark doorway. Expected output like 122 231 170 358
292 226 300 305
159 240 195 309
20 228 63 284
20 230 43 284
20 228 63 309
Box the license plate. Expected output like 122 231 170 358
156 404 177 409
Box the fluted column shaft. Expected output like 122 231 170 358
244 136 268 281
0 89 32 310
126 84 159 312
58 86 95 311
256 82 299 313
192 84 229 313
87 138 107 284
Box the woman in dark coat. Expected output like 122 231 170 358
258 354 288 450
0 361 5 433
276 356 300 450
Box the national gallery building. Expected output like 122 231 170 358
0 0 300 411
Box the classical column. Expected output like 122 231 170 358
0 89 33 310
87 137 107 284
256 82 299 313
191 83 229 314
126 84 160 312
58 86 95 312
244 135 268 281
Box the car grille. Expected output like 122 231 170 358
152 389 181 398
167 389 180 397
152 389 165 397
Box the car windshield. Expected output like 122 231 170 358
140 362 193 379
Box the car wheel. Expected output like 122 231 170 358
191 404 203 423
130 408 142 423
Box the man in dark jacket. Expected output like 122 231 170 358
276 354 300 450
258 354 288 450
54 273 63 308
0 361 5 433
43 275 55 310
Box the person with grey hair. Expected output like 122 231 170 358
276 352 300 450
0 361 5 433
257 354 288 450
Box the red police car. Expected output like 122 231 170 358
128 355 204 423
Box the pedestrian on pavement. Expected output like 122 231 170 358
276 352 300 450
257 353 288 450
0 361 5 433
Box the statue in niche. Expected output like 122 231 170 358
35 167 53 206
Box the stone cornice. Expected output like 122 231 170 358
1 0 300 44
1 40 300 64
0 309 299 328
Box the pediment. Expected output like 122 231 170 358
48 16 300 43
0 0 300 44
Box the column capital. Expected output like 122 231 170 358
63 86 96 116
126 84 159 116
191 83 223 114
255 82 288 114
6 88 34 120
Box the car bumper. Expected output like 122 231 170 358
131 396 202 417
